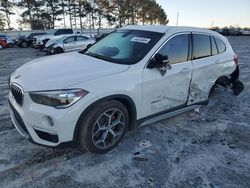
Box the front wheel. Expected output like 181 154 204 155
8 43 14 48
78 100 129 154
21 41 29 48
54 47 64 54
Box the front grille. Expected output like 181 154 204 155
11 84 23 106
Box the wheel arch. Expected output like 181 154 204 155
73 94 137 144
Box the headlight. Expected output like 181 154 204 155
29 89 88 108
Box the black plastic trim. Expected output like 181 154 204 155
8 100 28 134
34 129 59 143
136 100 208 126
230 65 239 83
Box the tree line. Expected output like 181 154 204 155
0 0 169 30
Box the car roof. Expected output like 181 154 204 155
121 25 221 36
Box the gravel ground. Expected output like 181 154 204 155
0 37 250 188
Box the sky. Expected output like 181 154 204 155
157 0 250 28
6 0 250 29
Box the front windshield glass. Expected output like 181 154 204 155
47 29 56 34
85 29 164 64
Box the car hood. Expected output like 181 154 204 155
45 35 68 47
37 34 53 40
11 52 130 91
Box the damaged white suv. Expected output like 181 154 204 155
9 25 243 153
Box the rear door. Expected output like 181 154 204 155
187 33 224 104
142 33 193 117
76 36 89 50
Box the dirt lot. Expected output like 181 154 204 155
0 37 250 188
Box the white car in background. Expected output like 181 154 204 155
9 25 243 154
44 35 96 54
33 28 74 49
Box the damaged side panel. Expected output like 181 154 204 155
187 62 221 105
188 56 240 105
142 61 193 118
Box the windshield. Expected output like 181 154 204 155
47 29 56 34
84 29 164 65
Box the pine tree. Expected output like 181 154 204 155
0 0 15 30
0 12 5 30
45 0 63 29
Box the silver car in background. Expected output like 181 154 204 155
44 35 96 55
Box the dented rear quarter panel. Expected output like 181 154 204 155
188 36 237 105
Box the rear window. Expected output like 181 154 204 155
211 36 218 55
215 38 226 53
192 34 211 60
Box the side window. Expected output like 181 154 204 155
192 34 211 60
29 34 35 38
63 29 73 34
76 36 88 41
55 29 73 35
54 30 61 36
64 36 75 43
211 36 218 55
157 34 189 64
215 38 226 53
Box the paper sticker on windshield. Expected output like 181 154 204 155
131 37 151 44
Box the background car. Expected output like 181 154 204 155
241 30 250 36
44 35 96 54
16 32 47 48
0 34 15 47
0 39 8 49
33 28 74 49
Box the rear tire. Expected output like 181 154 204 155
78 100 129 154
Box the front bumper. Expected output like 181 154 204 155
43 46 54 54
8 90 88 147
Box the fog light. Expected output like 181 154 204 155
46 116 54 126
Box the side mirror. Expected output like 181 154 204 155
148 53 170 76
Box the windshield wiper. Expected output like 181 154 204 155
85 52 114 62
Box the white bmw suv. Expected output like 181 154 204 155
9 25 243 153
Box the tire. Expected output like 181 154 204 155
21 41 29 48
8 43 13 48
54 47 64 54
78 100 129 154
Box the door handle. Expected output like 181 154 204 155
180 68 190 73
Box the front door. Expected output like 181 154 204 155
63 36 77 52
142 33 193 118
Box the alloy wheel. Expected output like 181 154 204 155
92 108 126 149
